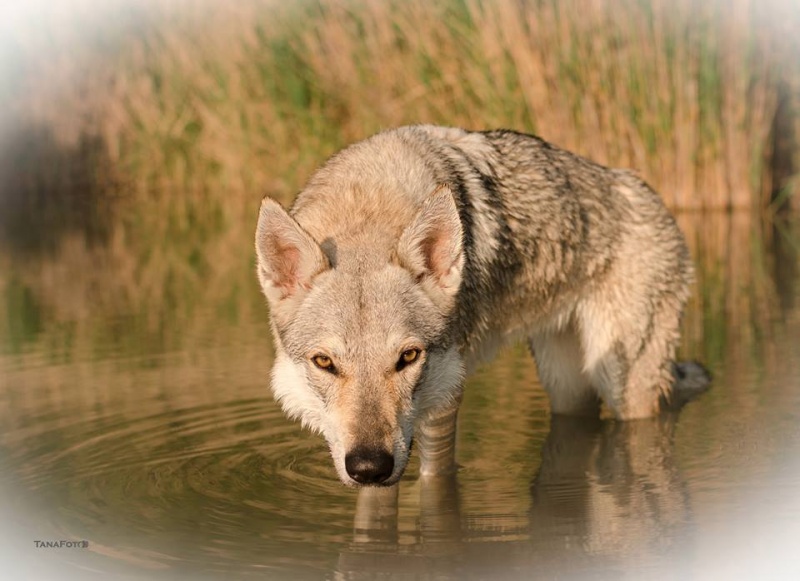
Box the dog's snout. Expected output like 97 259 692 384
345 448 394 485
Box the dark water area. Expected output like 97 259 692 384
1 206 799 580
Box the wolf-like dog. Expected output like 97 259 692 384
255 125 709 487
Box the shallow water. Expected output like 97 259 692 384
1 211 799 580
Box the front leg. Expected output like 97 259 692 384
417 401 461 477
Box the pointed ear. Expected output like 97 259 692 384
255 197 329 303
396 185 464 299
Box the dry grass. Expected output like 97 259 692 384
0 0 798 375
4 0 798 212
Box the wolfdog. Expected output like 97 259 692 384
255 125 709 487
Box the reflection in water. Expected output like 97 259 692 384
529 416 690 573
0 209 799 579
338 415 691 580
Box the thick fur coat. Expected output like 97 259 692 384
255 125 708 486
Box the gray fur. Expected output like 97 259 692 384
255 125 709 486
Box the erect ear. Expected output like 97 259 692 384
255 197 329 303
396 185 464 299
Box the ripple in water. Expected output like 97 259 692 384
1 379 358 578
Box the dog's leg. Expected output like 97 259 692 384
529 326 600 417
579 292 684 419
618 298 685 416
417 403 460 476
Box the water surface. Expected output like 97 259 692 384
1 210 799 580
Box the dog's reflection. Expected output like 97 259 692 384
529 415 689 560
336 413 691 578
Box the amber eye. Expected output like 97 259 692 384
396 348 421 372
402 349 419 364
312 355 336 373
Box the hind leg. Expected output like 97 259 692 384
529 325 600 417
578 294 683 419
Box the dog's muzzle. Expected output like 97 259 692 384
344 447 395 485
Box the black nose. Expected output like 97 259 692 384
345 448 395 485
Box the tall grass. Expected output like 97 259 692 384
0 0 798 379
5 0 798 213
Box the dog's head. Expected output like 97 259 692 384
255 187 465 486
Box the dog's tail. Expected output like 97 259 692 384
666 361 712 410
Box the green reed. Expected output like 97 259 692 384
0 0 798 377
5 0 798 211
